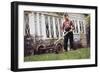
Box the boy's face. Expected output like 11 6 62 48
64 16 69 21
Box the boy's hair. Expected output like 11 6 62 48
64 14 69 17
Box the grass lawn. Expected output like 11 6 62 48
24 48 90 62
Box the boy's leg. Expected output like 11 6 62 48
64 32 68 51
69 32 74 50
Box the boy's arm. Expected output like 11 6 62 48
62 22 65 32
70 21 75 31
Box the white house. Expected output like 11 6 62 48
24 11 87 47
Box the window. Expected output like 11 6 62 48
50 16 54 38
75 20 78 33
79 21 84 33
24 14 30 35
79 21 82 32
72 20 76 33
24 14 29 25
55 17 59 38
34 13 37 35
45 15 50 38
39 13 42 36
81 21 84 33
59 18 63 37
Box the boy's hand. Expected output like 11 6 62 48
69 29 73 32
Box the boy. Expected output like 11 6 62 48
62 14 75 51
